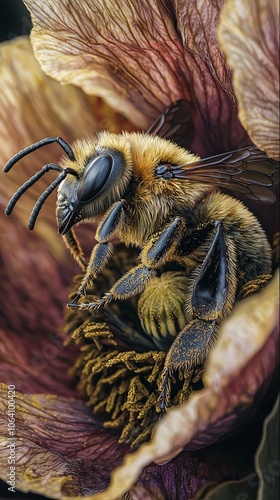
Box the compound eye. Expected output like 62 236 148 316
77 154 113 203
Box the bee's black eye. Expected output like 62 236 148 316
77 154 113 203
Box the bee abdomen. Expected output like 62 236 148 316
138 272 191 341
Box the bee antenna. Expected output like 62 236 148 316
28 170 68 230
3 137 76 173
5 164 64 216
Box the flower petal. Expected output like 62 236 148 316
175 0 249 154
88 273 279 499
194 396 279 498
0 386 129 497
24 0 249 156
194 474 258 500
203 274 279 391
218 0 279 160
0 214 79 397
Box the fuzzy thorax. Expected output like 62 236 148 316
57 131 214 245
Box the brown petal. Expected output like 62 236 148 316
0 214 80 398
24 0 249 156
88 272 279 499
218 0 279 160
0 387 129 497
175 0 250 154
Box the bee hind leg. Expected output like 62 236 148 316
159 318 217 411
160 221 237 409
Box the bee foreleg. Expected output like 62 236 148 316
68 200 126 306
96 200 126 242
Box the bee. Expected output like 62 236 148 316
4 101 279 407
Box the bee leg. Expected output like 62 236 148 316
159 319 217 409
69 200 126 306
160 221 235 409
62 230 87 271
141 217 185 267
71 217 185 311
68 242 114 306
237 273 272 300
158 370 170 414
73 265 157 310
96 200 126 242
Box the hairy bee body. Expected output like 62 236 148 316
56 132 272 352
61 131 271 277
4 102 277 408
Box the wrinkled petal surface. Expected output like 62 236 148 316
255 394 279 499
0 215 80 397
0 37 95 247
218 0 279 159
1 387 253 500
24 0 250 156
194 396 279 498
0 386 129 497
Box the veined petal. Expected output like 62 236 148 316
24 0 249 156
0 387 128 497
87 273 279 500
175 0 249 154
0 214 80 397
218 0 279 160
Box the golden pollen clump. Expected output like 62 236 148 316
138 272 191 341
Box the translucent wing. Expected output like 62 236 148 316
158 146 279 204
147 100 194 149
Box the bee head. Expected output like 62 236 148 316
57 143 132 235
